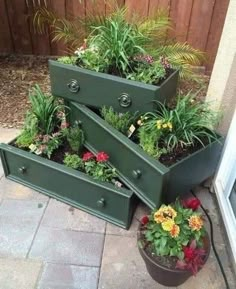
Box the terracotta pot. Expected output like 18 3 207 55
137 229 210 287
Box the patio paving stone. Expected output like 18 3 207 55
0 177 49 201
0 200 47 258
29 227 104 266
0 258 42 289
106 202 150 237
37 263 99 289
98 234 173 289
0 128 20 143
41 198 106 233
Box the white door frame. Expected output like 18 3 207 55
214 109 236 263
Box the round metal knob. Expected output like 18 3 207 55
18 166 26 174
97 198 106 208
132 169 142 179
67 79 80 93
118 93 132 108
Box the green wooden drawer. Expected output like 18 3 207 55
0 143 137 229
69 102 223 209
49 60 179 113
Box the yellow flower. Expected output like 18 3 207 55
162 123 168 128
162 219 175 231
154 205 177 224
189 215 203 231
170 224 180 238
157 125 161 129
156 120 162 129
167 122 173 130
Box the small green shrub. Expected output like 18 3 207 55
16 130 36 148
63 153 84 170
64 126 85 152
139 93 220 154
57 56 77 65
127 61 166 84
29 85 63 135
101 106 134 135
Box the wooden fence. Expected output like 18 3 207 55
0 0 229 70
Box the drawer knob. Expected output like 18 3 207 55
18 166 27 174
132 169 142 179
97 198 106 208
118 93 132 108
67 79 80 93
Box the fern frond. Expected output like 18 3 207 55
155 43 205 66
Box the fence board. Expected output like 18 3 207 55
27 1 51 55
169 0 193 42
6 0 32 54
187 0 216 51
48 0 66 55
205 0 230 71
125 0 149 18
106 0 125 15
0 0 230 71
0 0 13 53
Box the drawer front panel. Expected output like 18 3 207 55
1 147 136 228
69 102 169 209
50 61 177 113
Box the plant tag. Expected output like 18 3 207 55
127 124 136 138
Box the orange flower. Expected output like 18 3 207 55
162 219 175 231
154 205 177 224
170 224 180 238
189 215 203 231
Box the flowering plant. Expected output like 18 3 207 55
82 151 117 182
139 198 207 275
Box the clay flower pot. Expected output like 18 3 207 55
137 228 210 287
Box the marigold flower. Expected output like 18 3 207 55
189 215 203 231
154 205 177 224
170 224 180 238
162 123 168 128
162 219 175 231
167 122 173 130
96 151 109 162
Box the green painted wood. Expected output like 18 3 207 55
49 60 179 113
69 102 224 208
0 143 137 229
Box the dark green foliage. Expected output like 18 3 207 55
29 85 62 135
63 153 84 170
64 126 85 152
101 106 134 135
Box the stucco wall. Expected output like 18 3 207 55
206 0 236 135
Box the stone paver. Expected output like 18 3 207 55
0 128 20 143
29 227 104 266
106 202 150 237
0 258 42 289
0 200 47 258
37 263 99 289
41 199 106 233
0 177 49 201
98 235 171 289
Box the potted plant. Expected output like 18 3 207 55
33 4 204 112
0 85 138 229
67 94 223 208
137 197 210 286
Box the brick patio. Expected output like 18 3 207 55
0 128 235 289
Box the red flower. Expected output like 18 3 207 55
82 152 95 161
183 246 195 260
182 197 201 211
140 215 149 225
96 152 109 162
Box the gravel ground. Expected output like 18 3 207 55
0 55 209 129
